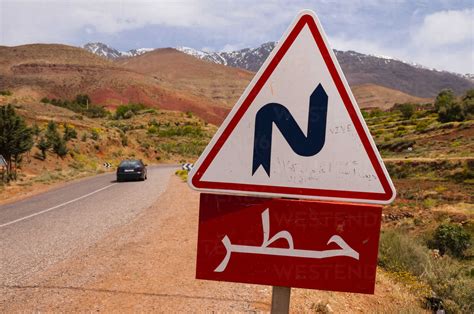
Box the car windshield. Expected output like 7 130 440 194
119 160 141 167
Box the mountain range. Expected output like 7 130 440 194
83 42 473 98
0 40 471 125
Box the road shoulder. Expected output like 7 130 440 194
1 175 424 312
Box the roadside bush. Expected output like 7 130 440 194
175 169 188 182
379 229 430 276
429 223 471 258
379 229 473 312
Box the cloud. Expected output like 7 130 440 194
412 9 473 47
0 1 472 74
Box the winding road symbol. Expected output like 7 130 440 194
252 84 328 176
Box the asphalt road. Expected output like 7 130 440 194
0 165 176 286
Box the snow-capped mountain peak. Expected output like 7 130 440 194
83 42 122 59
82 42 155 59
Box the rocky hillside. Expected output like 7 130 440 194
176 42 473 98
84 41 473 98
0 44 246 124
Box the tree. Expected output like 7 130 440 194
54 138 68 157
435 89 456 112
45 121 68 157
398 103 415 120
462 89 474 119
75 94 91 107
435 89 466 122
0 104 33 180
36 136 50 160
45 121 60 147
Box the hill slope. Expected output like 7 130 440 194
0 44 231 124
117 48 254 109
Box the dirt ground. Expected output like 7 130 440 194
1 175 424 312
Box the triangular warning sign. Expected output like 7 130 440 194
188 10 396 204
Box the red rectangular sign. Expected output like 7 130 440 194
196 193 382 294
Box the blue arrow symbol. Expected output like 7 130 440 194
252 84 328 176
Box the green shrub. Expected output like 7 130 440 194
84 105 108 118
175 169 188 181
379 229 474 312
379 230 430 276
45 95 108 118
53 138 68 157
147 125 159 135
158 125 204 138
36 136 49 160
398 103 416 120
45 121 60 147
435 89 473 122
415 120 430 132
114 103 146 119
429 223 471 258
0 90 12 96
63 124 77 141
90 129 100 141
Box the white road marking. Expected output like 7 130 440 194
0 183 117 228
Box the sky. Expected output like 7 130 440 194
0 0 472 74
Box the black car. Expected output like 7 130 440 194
116 159 147 182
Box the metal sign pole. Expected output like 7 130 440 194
271 286 291 314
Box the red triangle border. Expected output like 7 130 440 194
191 13 394 203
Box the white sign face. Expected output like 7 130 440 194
188 10 396 204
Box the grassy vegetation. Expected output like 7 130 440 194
379 227 473 313
362 95 474 313
41 94 108 118
0 90 13 96
175 169 188 182
1 85 473 312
